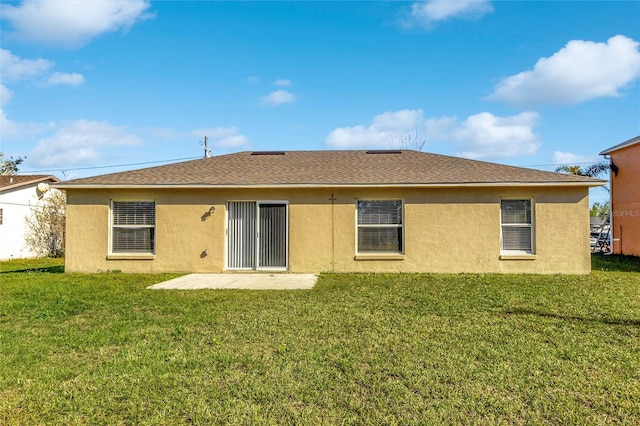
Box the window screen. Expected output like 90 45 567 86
357 200 403 253
501 199 533 253
112 201 155 253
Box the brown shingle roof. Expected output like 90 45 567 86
55 150 604 188
0 175 59 192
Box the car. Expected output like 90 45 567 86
590 231 610 251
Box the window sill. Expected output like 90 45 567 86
499 254 536 261
107 254 155 260
355 254 405 261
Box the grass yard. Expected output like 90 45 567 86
1 256 639 425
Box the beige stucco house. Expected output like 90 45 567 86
55 150 605 274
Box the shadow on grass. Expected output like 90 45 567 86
0 265 65 274
505 307 640 327
592 253 640 272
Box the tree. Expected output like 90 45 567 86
555 160 610 194
590 201 610 219
0 152 25 175
555 161 609 178
25 189 66 258
557 161 611 223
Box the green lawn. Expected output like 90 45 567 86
1 256 639 425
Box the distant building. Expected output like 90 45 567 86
0 175 60 260
600 135 640 257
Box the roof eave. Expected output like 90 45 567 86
600 135 640 155
0 175 60 193
53 181 605 190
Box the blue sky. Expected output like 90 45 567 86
1 0 639 205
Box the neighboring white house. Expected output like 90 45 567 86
0 175 60 260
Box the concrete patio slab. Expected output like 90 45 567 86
147 273 318 290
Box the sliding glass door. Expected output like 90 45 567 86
227 201 288 270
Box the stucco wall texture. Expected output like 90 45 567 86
609 144 640 256
64 186 591 274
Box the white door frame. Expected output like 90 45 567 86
225 200 288 271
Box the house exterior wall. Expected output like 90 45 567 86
0 185 42 259
64 186 591 274
609 144 640 256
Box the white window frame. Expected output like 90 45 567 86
355 199 404 255
500 198 534 255
109 200 156 255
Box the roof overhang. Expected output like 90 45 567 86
600 135 640 155
53 181 606 190
0 175 60 193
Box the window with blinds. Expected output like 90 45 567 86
357 200 403 253
111 201 155 254
500 199 533 254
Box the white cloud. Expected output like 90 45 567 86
1 49 84 94
450 111 541 159
191 127 250 149
551 151 599 165
424 115 458 140
488 35 640 107
145 125 251 150
0 48 52 82
325 108 540 159
0 108 54 140
28 120 143 168
405 0 493 28
247 76 260 84
261 90 296 106
0 52 82 140
214 134 250 148
0 109 19 139
274 79 292 87
326 109 426 149
0 85 13 107
41 72 85 87
1 0 153 48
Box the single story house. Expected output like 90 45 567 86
0 174 60 260
55 150 605 274
600 135 640 257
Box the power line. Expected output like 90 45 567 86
0 201 44 208
18 156 201 174
522 161 606 167
16 155 605 174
